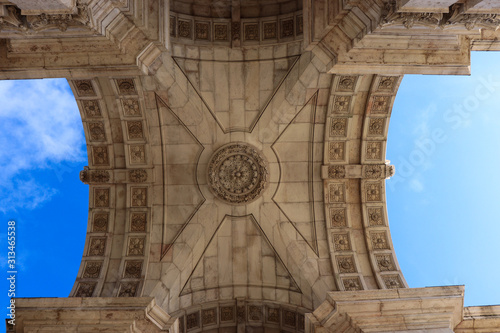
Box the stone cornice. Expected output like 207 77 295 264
306 286 465 333
14 297 174 333
305 0 500 75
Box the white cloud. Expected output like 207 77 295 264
0 79 85 212
409 178 424 193
412 103 437 140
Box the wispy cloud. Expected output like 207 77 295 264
0 79 85 212
409 178 424 193
411 103 437 173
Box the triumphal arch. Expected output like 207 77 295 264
5 0 500 331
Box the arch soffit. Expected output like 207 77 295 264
68 44 406 316
2 0 499 323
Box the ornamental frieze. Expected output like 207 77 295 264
381 1 500 31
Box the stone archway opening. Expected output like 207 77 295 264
386 51 500 306
0 78 88 305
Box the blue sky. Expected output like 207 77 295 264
388 51 500 306
0 79 88 332
0 52 499 332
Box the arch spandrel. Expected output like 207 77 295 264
8 1 500 332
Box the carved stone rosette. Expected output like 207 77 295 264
207 143 268 205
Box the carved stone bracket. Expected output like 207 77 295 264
80 167 150 184
80 167 110 184
381 0 444 29
322 163 395 180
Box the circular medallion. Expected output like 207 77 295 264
207 143 268 204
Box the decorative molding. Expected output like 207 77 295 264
369 96 391 114
376 254 395 272
328 183 345 203
330 118 348 137
80 167 110 184
88 122 106 141
381 1 443 29
328 142 346 161
130 212 147 232
365 182 382 202
377 76 398 92
178 19 192 39
367 207 385 226
82 100 102 118
263 21 277 39
131 187 147 207
124 260 142 278
207 143 268 205
220 306 234 322
381 1 500 31
0 1 92 35
447 4 500 30
74 80 96 97
214 23 228 40
333 233 351 252
129 169 147 183
336 255 356 273
328 165 346 178
88 237 106 256
331 95 352 114
280 18 294 38
74 282 96 297
175 301 307 333
126 121 144 140
371 231 389 250
92 212 108 232
83 261 103 278
116 78 137 96
337 76 358 92
365 141 383 160
169 12 303 45
363 165 383 179
201 308 216 326
382 274 405 289
121 99 142 117
231 21 240 41
91 146 109 166
127 237 145 256
93 188 110 207
368 118 385 136
90 170 110 183
329 208 347 227
195 21 210 40
283 309 296 327
308 287 464 333
186 312 200 329
118 281 140 297
244 23 259 41
341 277 363 291
249 305 262 321
129 144 146 164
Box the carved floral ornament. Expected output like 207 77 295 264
0 1 91 34
381 1 500 31
207 143 268 205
